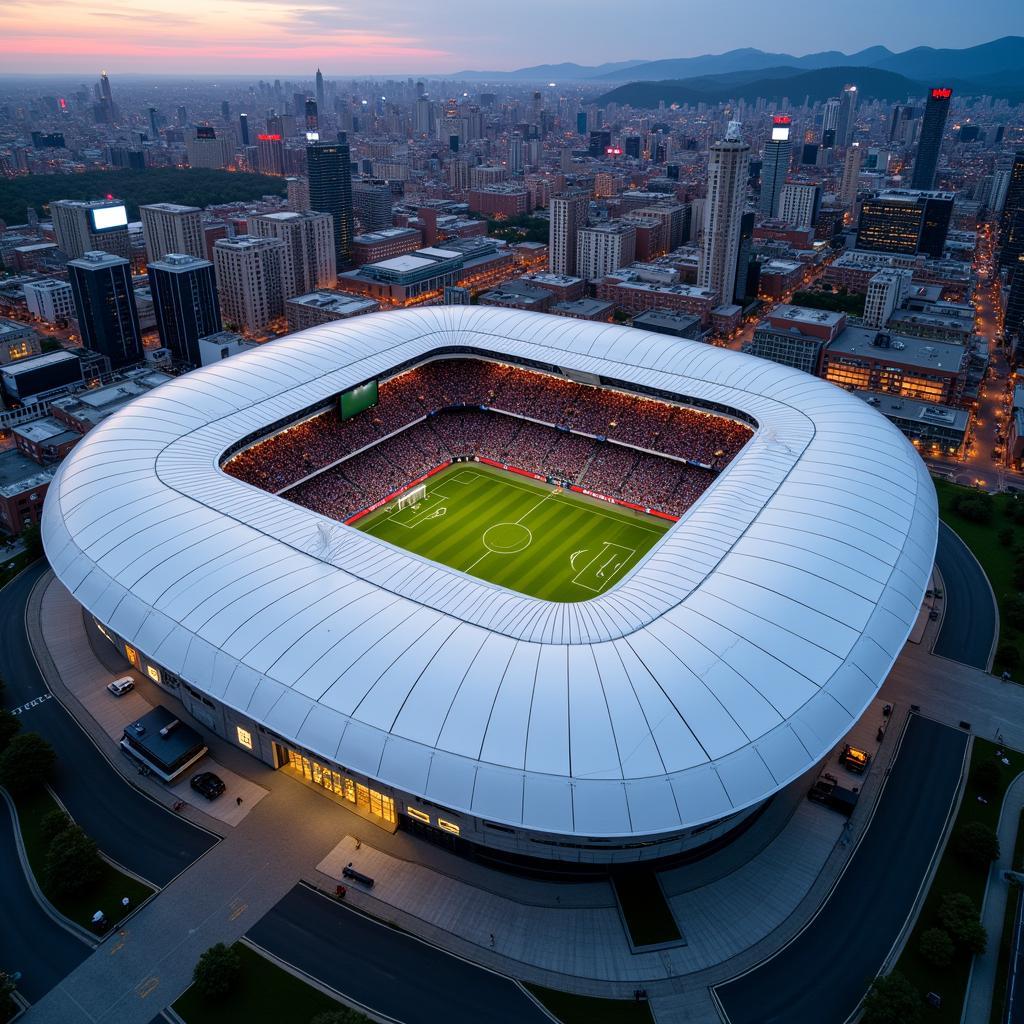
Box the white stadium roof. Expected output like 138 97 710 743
42 306 938 839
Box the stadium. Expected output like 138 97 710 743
41 306 938 867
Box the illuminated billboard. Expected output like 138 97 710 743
90 204 128 232
305 131 320 142
930 87 952 100
771 115 792 142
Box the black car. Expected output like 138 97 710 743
190 771 226 800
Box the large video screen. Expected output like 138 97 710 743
340 380 378 420
91 205 128 232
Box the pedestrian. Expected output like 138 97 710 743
489 933 495 948
236 796 243 806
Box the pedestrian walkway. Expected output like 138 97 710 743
962 771 1024 1024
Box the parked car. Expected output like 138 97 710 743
190 771 226 800
107 677 135 697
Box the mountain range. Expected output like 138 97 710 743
452 35 1024 90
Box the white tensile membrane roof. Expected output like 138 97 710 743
43 306 938 839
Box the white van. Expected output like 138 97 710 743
107 677 135 697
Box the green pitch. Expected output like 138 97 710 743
354 463 671 602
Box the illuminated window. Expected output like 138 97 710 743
125 645 140 668
437 818 461 836
146 664 161 683
236 726 253 750
407 807 431 824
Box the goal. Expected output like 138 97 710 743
396 484 426 511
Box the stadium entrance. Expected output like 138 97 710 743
281 748 397 831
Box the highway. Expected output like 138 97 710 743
247 884 554 1024
933 522 998 669
0 563 217 886
715 714 969 1024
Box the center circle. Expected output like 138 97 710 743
483 522 532 554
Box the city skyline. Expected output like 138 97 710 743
3 0 1024 76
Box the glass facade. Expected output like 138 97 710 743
286 748 396 825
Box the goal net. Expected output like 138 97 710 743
396 484 426 510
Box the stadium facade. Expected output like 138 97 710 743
42 307 938 866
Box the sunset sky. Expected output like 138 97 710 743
3 0 1023 76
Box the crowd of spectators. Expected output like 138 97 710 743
224 357 749 519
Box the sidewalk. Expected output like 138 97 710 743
962 771 1024 1024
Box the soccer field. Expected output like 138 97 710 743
355 463 671 602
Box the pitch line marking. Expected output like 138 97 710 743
571 542 636 593
570 549 588 570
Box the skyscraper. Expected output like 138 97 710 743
307 134 355 270
999 152 1024 270
139 203 205 263
508 132 525 176
51 198 130 260
759 116 791 218
250 211 336 296
699 123 750 304
213 236 285 335
67 251 142 367
1005 253 1024 343
148 254 222 367
315 68 325 113
238 112 250 147
548 190 589 276
911 88 952 191
856 189 954 259
257 133 284 175
821 98 840 148
575 222 636 281
779 184 821 229
836 84 858 148
839 142 863 210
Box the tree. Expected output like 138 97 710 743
951 491 994 525
44 825 103 896
954 822 1000 871
310 1009 373 1024
861 971 922 1024
1014 554 1024 591
39 807 71 845
919 927 955 968
0 732 55 795
0 710 19 754
19 524 43 561
193 943 241 1002
974 758 1002 795
937 892 988 955
999 526 1015 547
1005 595 1024 632
997 642 1021 671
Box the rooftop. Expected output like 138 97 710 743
827 326 967 371
0 448 54 497
287 291 379 312
140 203 201 214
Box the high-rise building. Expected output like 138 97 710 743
1005 254 1024 343
307 134 355 269
778 184 821 229
250 211 336 296
836 84 858 148
186 125 231 169
148 107 160 139
911 88 952 191
213 236 285 335
51 198 131 261
856 189 954 259
508 132 525 176
759 116 791 218
588 130 611 158
139 203 205 264
698 123 750 304
148 254 222 367
999 152 1024 270
315 68 325 113
863 269 914 328
352 180 393 232
286 177 310 211
548 190 590 276
67 251 142 367
305 99 318 131
238 113 250 147
821 98 840 147
839 142 863 210
575 222 637 281
256 133 284 175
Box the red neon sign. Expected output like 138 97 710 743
257 133 281 141
930 88 952 100
773 115 792 125
605 146 623 155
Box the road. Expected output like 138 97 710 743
247 884 553 1024
715 714 969 1024
0 563 216 886
0 795 89 1002
933 522 998 670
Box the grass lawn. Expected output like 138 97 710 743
13 786 153 930
612 871 682 946
894 739 1020 1021
173 942 367 1024
990 808 1024 1023
354 463 670 602
525 983 654 1024
933 478 1021 674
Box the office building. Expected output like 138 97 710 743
286 177 310 211
148 254 222 367
308 135 355 270
139 203 205 263
910 88 952 191
759 116 791 218
238 113 250 147
250 211 337 297
698 123 750 304
836 84 858 148
588 130 611 157
839 143 863 210
185 125 231 169
23 280 75 324
352 228 422 266
257 133 284 175
51 198 130 261
1006 254 1024 343
285 291 379 332
576 223 637 282
508 132 525 175
352 180 393 232
778 184 821 229
213 236 285 335
745 305 846 375
863 269 914 328
999 153 1024 271
548 190 589 276
68 251 142 368
856 189 955 259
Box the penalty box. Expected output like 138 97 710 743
572 541 638 594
